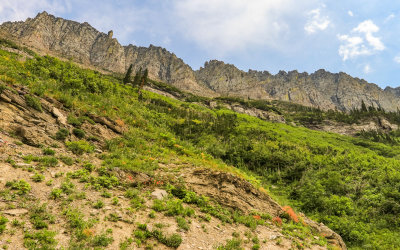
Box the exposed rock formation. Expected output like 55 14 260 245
183 168 346 249
196 60 400 112
0 11 214 97
0 83 120 147
1 11 399 112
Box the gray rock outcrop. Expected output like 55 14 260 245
0 12 214 97
196 60 400 112
1 11 400 112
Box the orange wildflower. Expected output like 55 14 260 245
272 216 282 226
283 206 299 223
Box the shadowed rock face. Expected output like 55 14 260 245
1 11 400 111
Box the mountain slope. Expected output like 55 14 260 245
0 42 345 249
1 12 400 112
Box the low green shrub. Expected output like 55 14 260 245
5 179 31 195
176 216 189 231
152 199 166 212
24 94 42 112
55 128 69 141
50 189 62 199
66 140 94 155
24 230 57 249
82 162 94 172
107 213 120 222
91 232 113 247
39 156 58 167
152 229 182 248
42 147 55 155
61 181 75 194
31 173 44 182
67 115 82 127
217 238 242 250
93 175 119 189
134 223 182 248
0 83 6 94
0 215 8 234
93 200 105 209
72 128 86 138
165 199 194 217
59 155 74 165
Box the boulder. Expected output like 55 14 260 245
136 172 151 183
14 125 50 146
151 189 168 200
52 107 67 126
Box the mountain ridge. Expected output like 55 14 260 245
1 11 400 111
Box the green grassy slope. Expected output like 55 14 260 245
1 42 400 249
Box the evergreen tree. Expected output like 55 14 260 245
137 68 148 101
133 67 142 87
368 104 376 112
361 100 368 112
123 64 133 84
140 68 148 89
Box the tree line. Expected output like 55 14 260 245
123 64 148 88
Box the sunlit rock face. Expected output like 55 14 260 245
2 11 400 111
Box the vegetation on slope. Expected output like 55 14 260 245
0 41 399 249
151 79 400 144
0 41 329 249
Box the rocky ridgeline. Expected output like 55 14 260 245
1 11 400 112
196 60 400 112
0 12 214 97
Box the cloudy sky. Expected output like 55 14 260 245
1 0 400 88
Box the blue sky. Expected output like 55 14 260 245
1 0 400 89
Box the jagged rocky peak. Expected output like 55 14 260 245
0 12 214 96
107 30 113 38
195 60 268 94
1 11 400 111
36 10 50 17
384 86 400 97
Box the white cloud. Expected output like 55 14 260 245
338 20 384 61
0 0 68 24
304 8 331 34
385 14 395 23
363 64 372 74
173 0 316 54
348 10 354 17
394 56 400 64
353 20 379 33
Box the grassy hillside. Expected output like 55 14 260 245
0 41 399 249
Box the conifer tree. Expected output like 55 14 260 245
137 68 148 101
361 100 367 112
123 64 133 84
140 68 148 89
133 67 142 87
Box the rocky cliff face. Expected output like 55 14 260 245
196 60 400 111
1 11 399 111
0 12 213 96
